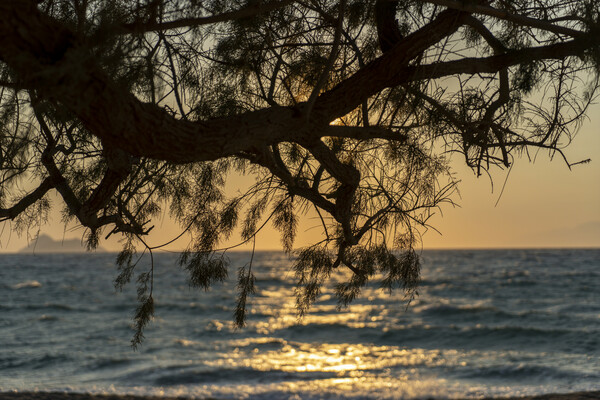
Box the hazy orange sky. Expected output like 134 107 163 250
1 102 599 253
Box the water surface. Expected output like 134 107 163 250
1 249 598 399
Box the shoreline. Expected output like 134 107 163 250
0 391 599 400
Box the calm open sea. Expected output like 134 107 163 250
0 249 598 399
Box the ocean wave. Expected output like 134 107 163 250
376 324 593 352
459 325 579 340
0 355 31 369
23 303 76 312
457 363 594 381
499 279 538 287
152 367 338 386
85 357 134 371
418 278 453 287
0 353 72 370
413 303 506 317
220 337 290 353
173 338 198 347
275 322 381 342
37 315 60 322
410 304 585 325
155 302 228 312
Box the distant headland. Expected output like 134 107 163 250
19 234 106 253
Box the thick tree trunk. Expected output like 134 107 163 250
0 1 303 162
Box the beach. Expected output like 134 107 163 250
1 391 600 400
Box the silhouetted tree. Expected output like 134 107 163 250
1 0 598 346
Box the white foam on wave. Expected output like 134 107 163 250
174 338 198 347
11 280 42 289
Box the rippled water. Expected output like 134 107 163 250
1 250 599 399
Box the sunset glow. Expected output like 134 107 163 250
2 101 598 252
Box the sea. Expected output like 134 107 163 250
0 249 599 399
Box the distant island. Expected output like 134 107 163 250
19 234 106 253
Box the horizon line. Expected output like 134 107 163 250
2 245 599 255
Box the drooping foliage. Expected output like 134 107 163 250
0 0 598 346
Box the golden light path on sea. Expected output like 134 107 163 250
152 279 540 400
170 334 479 399
167 332 526 399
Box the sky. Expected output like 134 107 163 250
1 102 599 253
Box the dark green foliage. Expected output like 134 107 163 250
378 247 420 293
114 239 137 291
272 196 297 253
241 194 269 241
293 244 420 313
131 295 154 349
512 61 541 94
234 264 256 327
131 266 155 349
85 229 100 250
335 273 369 309
336 245 419 308
179 252 229 290
13 198 52 236
294 247 334 316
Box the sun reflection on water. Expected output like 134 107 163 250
206 338 452 376
195 337 472 398
195 270 459 396
139 252 600 399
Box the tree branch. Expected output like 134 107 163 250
404 36 597 84
304 0 346 119
420 0 585 37
0 178 54 221
33 108 142 235
306 141 359 243
80 148 132 220
119 0 297 35
323 125 410 142
375 1 404 52
311 8 469 122
0 1 597 169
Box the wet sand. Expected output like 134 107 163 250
0 391 599 400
